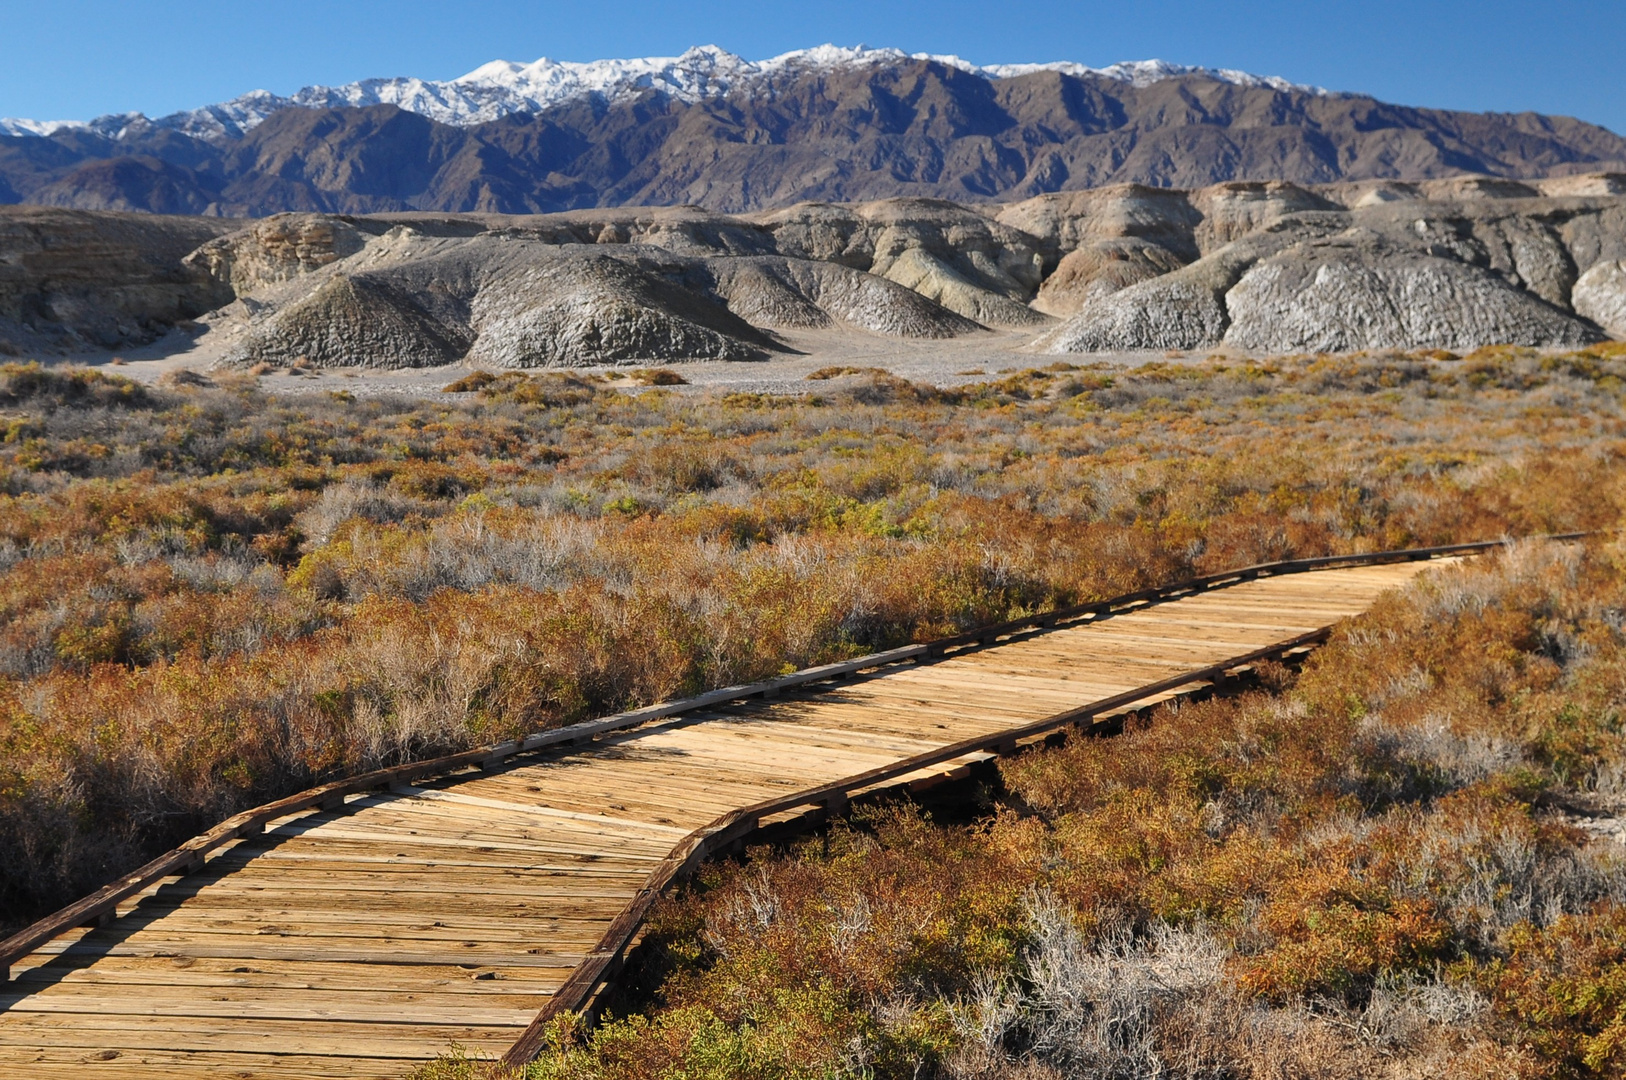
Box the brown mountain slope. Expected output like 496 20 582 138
5 60 1625 217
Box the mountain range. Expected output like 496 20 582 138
2 46 1329 140
2 45 1625 217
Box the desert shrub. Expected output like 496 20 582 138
1470 905 1626 1078
2 345 1625 947
443 370 499 393
0 361 154 410
631 368 689 386
835 372 953 406
631 441 742 493
807 365 892 381
475 371 606 407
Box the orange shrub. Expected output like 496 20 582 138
1 346 1625 952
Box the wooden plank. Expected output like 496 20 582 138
0 1014 518 1057
209 848 657 875
7 954 565 992
0 1049 433 1080
0 990 544 1026
28 939 595 968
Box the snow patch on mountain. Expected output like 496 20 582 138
983 57 1321 94
0 117 84 137
2 44 1332 143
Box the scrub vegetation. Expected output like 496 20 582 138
3 346 1626 1076
465 540 1626 1080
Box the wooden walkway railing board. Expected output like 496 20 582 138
0 549 1488 1077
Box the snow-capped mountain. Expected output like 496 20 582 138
0 45 1331 141
4 44 1620 219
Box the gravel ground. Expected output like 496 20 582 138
38 325 1217 399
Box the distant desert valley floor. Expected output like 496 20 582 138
137 329 1065 399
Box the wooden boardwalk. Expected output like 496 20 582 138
0 556 1450 1078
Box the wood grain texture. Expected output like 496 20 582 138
0 549 1474 1078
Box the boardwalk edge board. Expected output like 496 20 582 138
0 536 1584 1033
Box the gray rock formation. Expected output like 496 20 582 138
185 214 368 293
754 200 1050 326
1032 219 1316 352
1035 177 1624 354
5 175 1624 365
206 205 1007 367
1030 240 1187 317
995 185 1203 260
703 257 981 337
226 273 472 368
224 238 795 369
1223 247 1596 353
1573 260 1626 338
1035 275 1230 352
465 254 780 368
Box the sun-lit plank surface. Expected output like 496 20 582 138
0 559 1442 1078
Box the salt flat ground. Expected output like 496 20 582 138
57 326 1189 398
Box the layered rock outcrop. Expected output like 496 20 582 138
1222 248 1595 353
0 206 235 353
185 214 368 293
211 218 988 368
702 258 981 338
464 254 782 368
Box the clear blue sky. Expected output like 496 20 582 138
1 0 1622 133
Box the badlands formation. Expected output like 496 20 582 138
2 174 1624 367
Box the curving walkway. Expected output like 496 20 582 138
0 555 1455 1078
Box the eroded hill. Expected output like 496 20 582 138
3 175 1625 363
